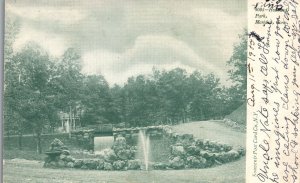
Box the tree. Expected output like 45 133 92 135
81 75 117 126
49 48 84 132
3 17 24 148
227 29 247 102
156 68 191 124
110 67 225 127
12 43 56 153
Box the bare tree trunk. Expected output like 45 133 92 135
18 121 23 150
37 132 42 154
69 105 72 138
18 133 22 150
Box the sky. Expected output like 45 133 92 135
6 0 247 86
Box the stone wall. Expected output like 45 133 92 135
70 130 95 151
69 125 172 151
112 125 171 145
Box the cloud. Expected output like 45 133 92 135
121 35 216 71
6 0 246 86
13 26 68 57
6 4 86 25
82 35 223 86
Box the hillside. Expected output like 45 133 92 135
225 103 246 125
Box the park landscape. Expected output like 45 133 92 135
4 0 247 183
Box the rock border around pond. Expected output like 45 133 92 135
44 126 245 171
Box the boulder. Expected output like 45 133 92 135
205 153 217 162
51 138 64 148
169 156 185 169
97 159 105 170
223 144 233 152
203 139 210 146
113 136 127 151
50 138 67 152
195 138 204 147
197 156 207 168
66 162 74 168
182 134 193 140
153 162 168 170
81 165 88 169
178 134 194 147
60 154 67 160
227 150 240 160
61 149 70 155
57 160 66 168
61 155 75 163
117 149 133 160
74 159 83 168
199 150 210 158
99 148 117 162
104 162 113 170
127 160 141 170
129 146 137 155
113 160 126 170
215 142 224 152
82 159 98 170
208 141 217 148
171 145 185 156
215 150 238 163
186 145 199 156
237 146 246 156
186 156 200 168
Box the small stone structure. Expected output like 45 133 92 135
70 125 171 151
45 126 245 170
44 139 73 168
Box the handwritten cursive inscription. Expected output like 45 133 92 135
247 0 300 182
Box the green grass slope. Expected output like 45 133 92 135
225 103 246 125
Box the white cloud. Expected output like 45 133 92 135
82 35 226 86
6 4 86 25
13 26 68 57
82 50 120 75
178 7 246 61
6 1 245 87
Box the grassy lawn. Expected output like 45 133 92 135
172 120 245 147
4 157 245 183
3 120 246 183
3 150 46 161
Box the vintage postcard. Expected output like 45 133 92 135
2 0 298 183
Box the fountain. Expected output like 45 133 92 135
94 136 114 154
138 130 150 171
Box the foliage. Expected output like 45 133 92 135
109 68 234 127
80 75 117 125
4 26 247 145
227 29 247 102
3 17 22 137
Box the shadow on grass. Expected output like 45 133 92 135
4 149 45 161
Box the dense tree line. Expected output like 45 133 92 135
110 69 230 126
4 18 246 152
